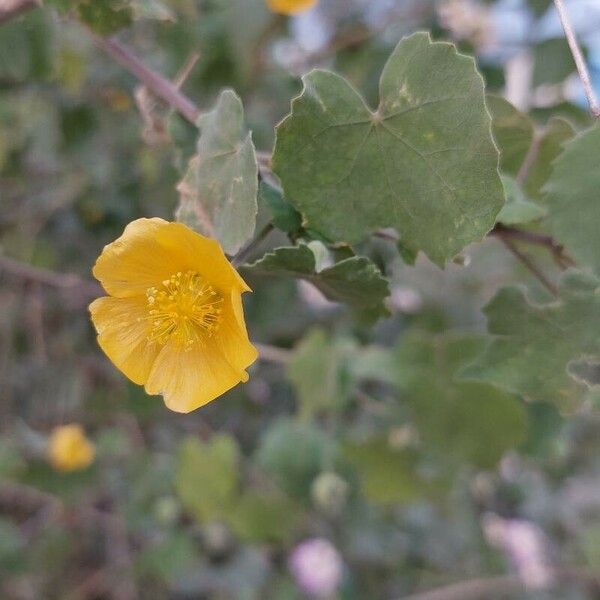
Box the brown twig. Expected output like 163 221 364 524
93 36 201 125
554 0 600 118
0 0 37 24
0 255 102 297
492 224 574 269
399 568 600 600
255 343 291 364
500 237 558 295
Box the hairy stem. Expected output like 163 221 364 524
500 238 558 296
553 0 600 118
94 36 201 125
399 568 600 600
0 255 101 298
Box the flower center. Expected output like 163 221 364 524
145 271 223 348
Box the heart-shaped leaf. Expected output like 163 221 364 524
273 32 504 266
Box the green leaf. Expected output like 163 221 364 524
136 532 198 582
287 329 345 420
524 117 574 200
533 38 577 87
174 435 239 523
396 332 528 468
487 94 535 177
497 175 546 225
77 0 133 35
527 0 552 17
256 418 333 500
247 244 390 314
543 121 600 272
228 491 299 543
258 181 302 236
462 270 600 410
344 438 425 505
177 90 258 255
273 32 504 266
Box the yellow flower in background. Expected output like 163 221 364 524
89 218 258 413
266 0 318 15
48 424 95 472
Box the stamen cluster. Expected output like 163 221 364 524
145 271 223 349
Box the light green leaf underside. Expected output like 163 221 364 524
247 244 390 313
498 175 546 225
462 270 600 410
273 32 504 266
543 121 600 273
176 89 258 255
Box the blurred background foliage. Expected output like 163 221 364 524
1 0 600 598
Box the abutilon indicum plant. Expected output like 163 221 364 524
1 0 600 597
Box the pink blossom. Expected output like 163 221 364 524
483 514 554 589
289 538 343 598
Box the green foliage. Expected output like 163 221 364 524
287 328 343 419
3 2 600 597
525 117 575 199
488 94 534 177
273 32 504 266
248 243 390 314
258 182 303 237
396 332 528 468
256 418 334 500
497 175 546 225
229 491 299 543
544 122 600 272
344 438 425 505
177 90 258 254
463 270 600 410
532 38 577 87
175 435 239 522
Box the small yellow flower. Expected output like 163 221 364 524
89 218 258 413
48 424 95 472
266 0 318 15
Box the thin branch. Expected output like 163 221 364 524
255 343 291 364
500 237 558 296
515 130 541 185
0 255 101 297
399 568 600 600
554 0 600 118
0 0 37 24
492 224 574 269
232 223 275 266
93 36 201 125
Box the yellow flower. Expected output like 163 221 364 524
266 0 318 15
48 424 95 472
89 218 258 413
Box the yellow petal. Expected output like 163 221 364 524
144 336 252 413
154 221 251 293
93 218 250 297
216 290 259 372
89 296 160 385
266 0 318 15
93 218 178 297
48 424 95 472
